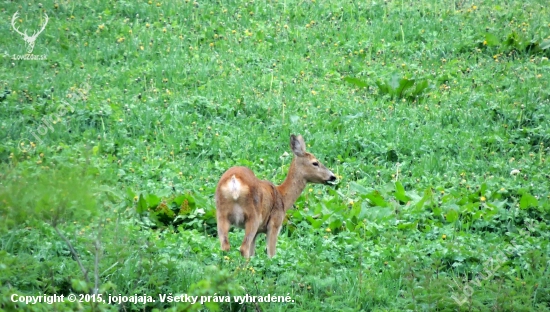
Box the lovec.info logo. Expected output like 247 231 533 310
5 11 48 60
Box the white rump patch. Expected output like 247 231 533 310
229 175 240 200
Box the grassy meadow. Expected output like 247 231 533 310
1 0 550 311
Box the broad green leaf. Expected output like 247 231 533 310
463 202 478 213
361 204 393 221
397 221 417 230
311 219 324 229
395 78 416 98
414 188 433 210
485 33 499 46
329 218 343 229
480 183 487 196
540 39 550 50
155 205 175 218
146 194 161 208
394 181 411 203
505 32 523 48
365 190 388 207
126 187 136 200
174 194 196 211
173 195 188 206
350 181 369 195
519 192 538 209
413 79 429 96
350 201 362 218
376 80 390 95
446 209 459 223
343 77 368 88
473 210 483 221
136 194 148 213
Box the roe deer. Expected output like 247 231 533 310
215 134 336 258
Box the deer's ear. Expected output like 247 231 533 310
290 134 306 157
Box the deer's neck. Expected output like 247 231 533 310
276 158 307 211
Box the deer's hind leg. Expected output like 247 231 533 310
248 232 261 257
215 194 232 252
240 215 260 258
217 212 231 252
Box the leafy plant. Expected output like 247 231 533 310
134 191 216 232
344 75 430 101
483 32 550 56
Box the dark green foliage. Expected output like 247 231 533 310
1 0 550 311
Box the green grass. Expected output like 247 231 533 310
1 0 550 311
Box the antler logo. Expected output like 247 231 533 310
11 11 49 54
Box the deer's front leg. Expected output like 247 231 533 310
266 216 283 258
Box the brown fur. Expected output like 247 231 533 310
215 134 336 258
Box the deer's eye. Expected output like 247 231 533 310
312 162 319 167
